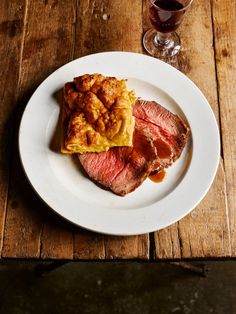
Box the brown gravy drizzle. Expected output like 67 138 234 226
149 169 166 183
149 137 171 183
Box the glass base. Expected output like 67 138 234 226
143 29 181 58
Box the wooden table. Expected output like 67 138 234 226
0 0 235 261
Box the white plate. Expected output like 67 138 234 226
19 52 220 236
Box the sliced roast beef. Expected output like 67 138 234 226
110 126 157 195
133 100 189 171
79 99 189 196
79 125 157 196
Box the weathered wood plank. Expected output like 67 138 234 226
73 230 105 260
151 0 231 258
2 157 45 258
74 0 143 56
73 0 149 260
17 0 76 99
178 161 230 258
0 1 25 257
154 224 181 259
2 0 75 258
40 214 74 260
212 0 236 255
105 234 149 260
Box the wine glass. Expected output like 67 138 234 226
143 0 193 58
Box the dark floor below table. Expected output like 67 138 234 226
0 260 235 314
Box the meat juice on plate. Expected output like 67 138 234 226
149 169 166 183
148 137 171 183
149 0 185 33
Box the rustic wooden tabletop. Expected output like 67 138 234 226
0 0 235 260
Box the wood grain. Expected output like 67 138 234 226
74 0 143 56
40 214 74 260
178 161 230 258
74 230 105 260
2 157 45 258
105 235 149 260
0 1 26 257
73 0 149 260
154 224 181 259
212 0 236 255
2 0 75 258
152 0 231 259
1 0 233 260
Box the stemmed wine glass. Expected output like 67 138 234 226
143 0 193 58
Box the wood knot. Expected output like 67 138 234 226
222 48 229 57
11 200 19 209
0 19 23 38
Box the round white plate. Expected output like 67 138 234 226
19 52 220 235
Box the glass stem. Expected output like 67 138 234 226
154 32 171 47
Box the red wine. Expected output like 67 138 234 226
149 0 185 33
154 0 184 11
